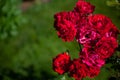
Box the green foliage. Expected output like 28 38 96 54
106 0 120 9
0 0 24 39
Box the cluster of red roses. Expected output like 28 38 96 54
53 0 119 80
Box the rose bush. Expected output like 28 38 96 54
53 0 119 80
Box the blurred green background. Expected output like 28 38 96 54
0 0 120 80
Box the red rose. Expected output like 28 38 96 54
76 25 101 47
72 10 88 29
53 52 71 74
88 14 113 35
54 12 77 42
105 23 119 39
87 66 100 78
80 48 105 68
68 59 88 80
95 37 118 59
74 0 95 15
